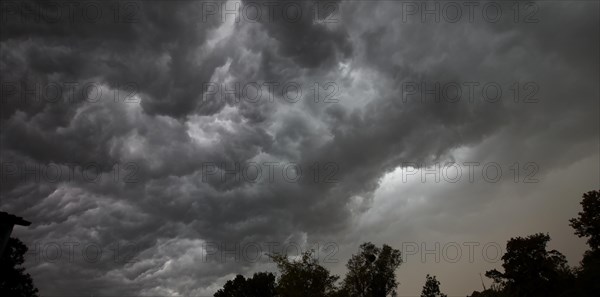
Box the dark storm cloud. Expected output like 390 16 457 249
240 0 352 69
1 0 598 295
0 0 226 119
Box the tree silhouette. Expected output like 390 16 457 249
468 284 510 297
214 272 277 297
420 274 447 297
210 190 600 297
0 237 39 297
270 250 339 297
569 189 600 296
341 242 402 297
484 233 573 297
570 190 600 250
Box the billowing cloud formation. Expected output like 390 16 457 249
1 0 598 295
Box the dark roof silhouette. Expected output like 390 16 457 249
0 211 31 226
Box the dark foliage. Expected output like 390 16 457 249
570 190 600 250
484 233 574 297
341 242 402 297
0 237 39 297
214 272 277 297
420 274 447 297
570 189 600 296
270 250 339 297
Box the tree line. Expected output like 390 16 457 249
1 190 598 297
214 189 600 297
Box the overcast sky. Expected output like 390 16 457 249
1 0 599 296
